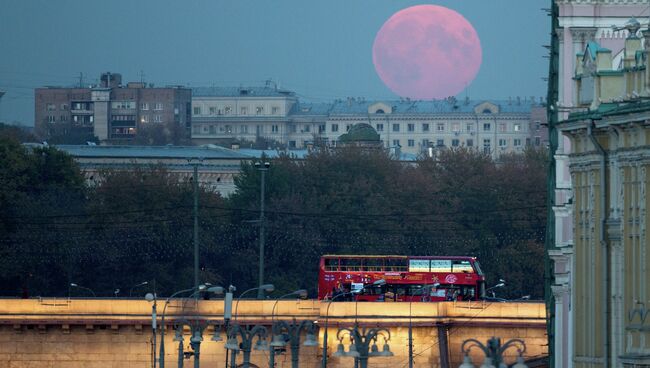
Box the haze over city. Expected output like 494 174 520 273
0 0 549 124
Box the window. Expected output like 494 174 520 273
483 123 491 131
225 106 232 115
483 139 491 154
256 106 264 115
154 103 163 111
408 139 415 147
499 123 507 133
514 123 521 132
271 125 279 133
47 115 56 123
140 103 149 110
60 104 68 111
346 124 352 132
304 125 311 133
112 101 136 109
46 103 56 111
499 138 507 147
193 125 200 134
209 125 216 134
240 106 247 115
452 123 460 132
466 139 473 147
526 138 531 146
193 106 201 115
535 136 541 146
332 124 339 132
376 123 384 132
202 125 208 133
209 107 216 115
141 115 150 123
466 123 473 132
392 123 400 132
436 139 445 147
272 106 279 115
514 139 521 147
407 123 415 132
535 121 541 131
154 115 162 123
422 123 430 132
437 123 445 132
289 124 297 133
422 139 430 147
452 139 460 147
59 115 67 122
319 124 326 133
241 125 248 133
392 139 400 146
289 140 296 148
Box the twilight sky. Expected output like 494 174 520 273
0 0 549 125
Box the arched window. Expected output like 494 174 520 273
375 109 385 114
482 108 492 114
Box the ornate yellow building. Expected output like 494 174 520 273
558 19 650 368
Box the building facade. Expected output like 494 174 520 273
191 86 547 158
550 2 647 367
557 18 650 368
35 72 191 144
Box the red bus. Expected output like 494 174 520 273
317 255 485 302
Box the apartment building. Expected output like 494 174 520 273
190 84 547 157
35 72 191 143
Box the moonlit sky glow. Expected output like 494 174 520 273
373 5 482 99
0 0 549 125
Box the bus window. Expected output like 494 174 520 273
364 258 384 272
340 258 362 272
325 258 339 272
386 258 408 272
409 259 430 272
431 259 452 273
452 260 474 273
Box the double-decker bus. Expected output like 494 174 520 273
318 255 485 302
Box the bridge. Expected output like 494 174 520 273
0 298 547 367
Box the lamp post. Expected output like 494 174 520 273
146 293 158 368
188 158 204 293
408 283 439 368
269 289 310 368
485 279 506 299
233 284 275 321
254 161 270 299
69 283 96 297
224 324 269 368
333 326 393 368
130 281 149 297
159 285 224 368
270 318 318 368
321 279 385 368
458 336 528 368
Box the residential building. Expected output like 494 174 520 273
190 85 546 158
35 72 191 143
550 2 647 367
556 18 650 368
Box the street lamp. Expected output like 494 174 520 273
408 283 439 368
459 336 528 368
145 293 158 368
233 284 275 321
321 279 385 368
269 289 309 368
130 281 149 297
188 157 204 293
485 279 506 298
270 318 318 368
333 326 393 368
158 285 224 368
254 161 270 299
224 324 269 368
69 283 96 297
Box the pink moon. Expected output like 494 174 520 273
372 5 482 100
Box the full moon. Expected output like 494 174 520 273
372 5 482 100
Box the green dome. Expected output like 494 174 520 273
339 123 380 143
